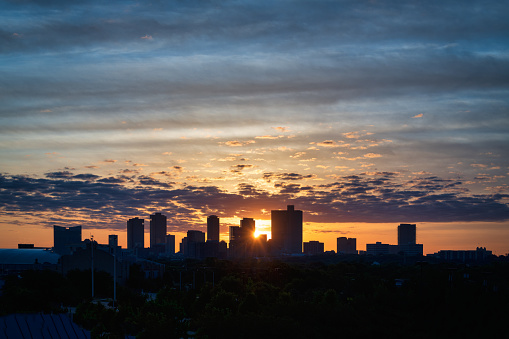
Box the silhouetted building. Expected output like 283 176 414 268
165 234 175 255
431 247 493 262
337 237 357 254
61 240 127 283
150 212 167 248
271 205 303 254
304 241 324 255
229 226 241 242
53 226 82 255
399 243 423 256
181 230 205 259
207 215 220 242
240 217 255 239
366 242 398 256
108 234 118 248
397 224 423 256
398 224 416 246
127 217 144 250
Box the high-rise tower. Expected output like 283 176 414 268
127 217 144 249
398 223 416 246
271 205 303 254
207 215 220 242
150 212 167 248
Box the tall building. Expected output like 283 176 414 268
229 226 241 242
53 226 82 255
398 224 416 245
207 215 220 242
240 218 255 239
127 217 144 250
182 230 205 258
165 234 175 255
337 237 357 254
271 205 303 254
398 224 423 256
150 212 167 248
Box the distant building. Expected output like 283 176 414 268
207 215 220 242
431 247 493 262
181 230 205 259
397 224 423 256
337 237 357 254
127 217 144 250
61 240 126 283
165 234 175 255
271 205 303 254
229 218 257 259
303 241 324 255
150 213 167 248
108 234 118 248
366 242 398 256
229 226 241 242
53 226 82 255
398 224 416 246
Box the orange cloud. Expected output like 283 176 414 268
412 113 424 118
224 140 255 147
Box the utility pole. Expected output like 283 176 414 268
91 235 95 299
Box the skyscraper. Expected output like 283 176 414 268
207 215 220 242
240 217 255 239
271 205 303 254
127 217 144 249
397 223 423 256
150 212 167 248
398 224 416 246
53 225 82 255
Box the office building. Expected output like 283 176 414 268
240 218 255 239
150 212 167 248
127 217 144 250
397 224 423 256
398 224 416 246
207 215 220 242
337 237 357 254
303 241 324 255
53 226 82 255
271 205 303 254
366 242 398 256
181 230 205 259
165 234 175 255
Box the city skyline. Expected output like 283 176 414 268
1 1 508 255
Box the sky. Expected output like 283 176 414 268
1 0 508 254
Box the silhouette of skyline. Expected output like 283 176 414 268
0 1 508 255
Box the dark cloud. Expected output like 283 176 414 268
1 171 508 232
263 172 316 182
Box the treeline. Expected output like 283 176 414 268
1 259 508 338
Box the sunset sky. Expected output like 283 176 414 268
1 0 508 254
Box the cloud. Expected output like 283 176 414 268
272 127 289 132
140 35 153 40
412 113 424 118
363 153 382 158
263 172 316 182
224 140 256 147
230 164 254 173
1 170 507 232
